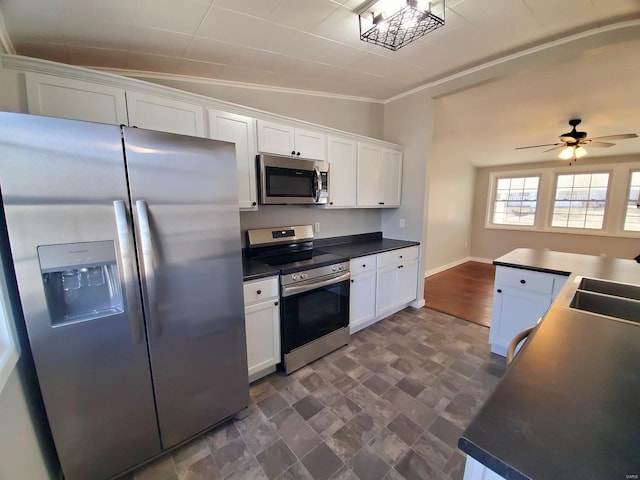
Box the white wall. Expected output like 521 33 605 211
131 76 385 140
240 206 381 245
382 90 435 303
422 98 476 273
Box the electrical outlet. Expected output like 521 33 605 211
399 218 405 228
314 221 320 233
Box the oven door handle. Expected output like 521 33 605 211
282 271 350 297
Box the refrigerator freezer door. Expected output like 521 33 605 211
0 113 161 479
123 127 249 448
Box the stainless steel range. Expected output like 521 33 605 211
247 225 350 374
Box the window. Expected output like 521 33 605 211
491 176 539 226
623 170 640 232
552 172 609 229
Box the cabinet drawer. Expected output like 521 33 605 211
377 246 419 269
495 267 555 295
350 255 376 275
243 277 279 304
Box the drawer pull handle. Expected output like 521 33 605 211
362 264 366 268
257 289 262 294
398 265 404 269
497 289 502 293
400 255 403 258
520 280 526 284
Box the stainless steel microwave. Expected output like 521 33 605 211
257 153 329 205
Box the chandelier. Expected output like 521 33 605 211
357 0 445 51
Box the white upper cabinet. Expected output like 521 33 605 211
126 91 206 137
357 142 402 207
326 135 357 208
294 127 326 160
381 149 402 206
25 72 128 125
208 109 258 210
257 119 326 160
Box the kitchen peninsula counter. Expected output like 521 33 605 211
242 232 419 281
459 248 640 480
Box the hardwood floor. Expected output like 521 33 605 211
424 261 496 327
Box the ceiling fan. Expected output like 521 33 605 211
515 119 638 162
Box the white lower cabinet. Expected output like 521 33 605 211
463 456 505 480
350 246 419 334
243 277 280 382
349 255 377 332
489 266 567 356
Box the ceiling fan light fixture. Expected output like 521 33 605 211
357 0 445 51
575 146 588 158
559 146 575 160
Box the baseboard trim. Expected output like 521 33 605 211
424 256 494 278
410 298 426 308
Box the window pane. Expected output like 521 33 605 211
623 171 640 232
551 172 609 229
491 176 540 226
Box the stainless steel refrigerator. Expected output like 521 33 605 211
0 112 249 480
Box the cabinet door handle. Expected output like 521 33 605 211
291 150 296 155
274 301 279 306
378 202 385 205
398 265 404 269
497 289 502 293
400 255 403 258
520 279 526 284
362 264 366 268
257 289 262 295
296 152 301 156
351 279 354 283
252 201 257 206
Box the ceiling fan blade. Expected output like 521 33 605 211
589 133 638 141
543 145 565 153
515 142 563 150
587 141 615 148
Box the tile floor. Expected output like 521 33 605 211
130 307 506 480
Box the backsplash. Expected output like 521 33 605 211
239 206 381 247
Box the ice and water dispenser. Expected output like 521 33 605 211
38 241 124 326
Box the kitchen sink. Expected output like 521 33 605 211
577 277 640 301
569 278 640 324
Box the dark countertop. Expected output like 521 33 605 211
493 247 640 284
317 238 420 260
459 248 640 479
242 232 420 281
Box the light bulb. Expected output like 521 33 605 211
559 146 574 160
575 146 587 158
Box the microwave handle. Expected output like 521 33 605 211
313 166 322 203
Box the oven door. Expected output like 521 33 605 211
281 272 350 354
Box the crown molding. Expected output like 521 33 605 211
0 10 15 54
91 67 386 105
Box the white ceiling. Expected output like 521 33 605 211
1 0 640 167
1 0 640 101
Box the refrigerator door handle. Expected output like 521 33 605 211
113 200 144 344
135 200 160 337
